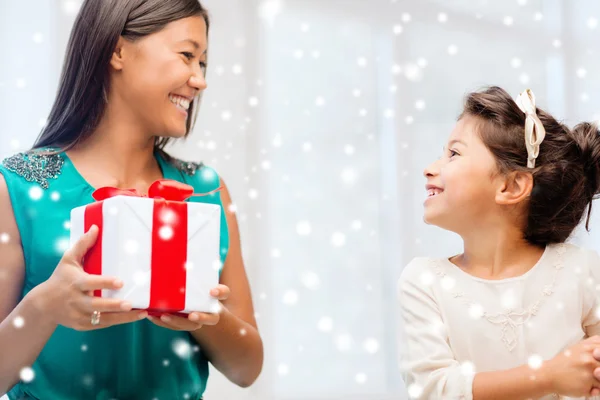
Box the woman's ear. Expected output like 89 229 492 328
109 37 127 71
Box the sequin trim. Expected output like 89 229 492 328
171 158 203 176
1 150 64 189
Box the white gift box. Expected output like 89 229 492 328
70 195 222 315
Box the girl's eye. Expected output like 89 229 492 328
182 52 194 60
449 149 459 158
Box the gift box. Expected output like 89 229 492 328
69 180 222 315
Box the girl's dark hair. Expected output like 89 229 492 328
33 0 209 160
461 86 600 247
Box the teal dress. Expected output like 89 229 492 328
0 148 229 400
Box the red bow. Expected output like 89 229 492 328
92 179 222 202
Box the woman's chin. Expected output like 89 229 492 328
162 128 188 139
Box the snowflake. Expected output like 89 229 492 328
364 338 379 354
301 271 321 290
277 363 289 376
331 232 346 247
469 304 484 319
62 0 82 16
232 64 243 75
335 334 353 352
124 240 139 255
527 354 544 371
20 367 35 383
158 226 174 240
461 361 475 376
0 233 9 244
355 373 367 384
296 221 311 236
317 317 333 332
32 32 44 43
172 339 192 359
282 290 298 305
407 383 423 399
13 316 25 328
55 238 70 254
29 187 43 200
221 110 232 121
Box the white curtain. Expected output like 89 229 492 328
1 1 600 399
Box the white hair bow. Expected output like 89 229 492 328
515 89 546 168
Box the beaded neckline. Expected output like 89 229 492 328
430 244 566 352
1 148 203 190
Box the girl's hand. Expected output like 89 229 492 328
545 336 600 397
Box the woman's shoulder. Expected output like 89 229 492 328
0 147 65 190
160 152 220 186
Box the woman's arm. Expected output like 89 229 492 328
0 174 58 394
189 178 263 387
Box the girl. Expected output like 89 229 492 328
398 86 600 399
0 0 263 399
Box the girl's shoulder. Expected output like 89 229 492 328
398 256 442 291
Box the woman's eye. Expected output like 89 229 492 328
182 52 194 60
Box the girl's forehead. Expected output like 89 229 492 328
449 117 477 143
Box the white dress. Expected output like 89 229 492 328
398 243 600 400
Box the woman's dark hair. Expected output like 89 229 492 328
461 86 600 247
33 0 209 160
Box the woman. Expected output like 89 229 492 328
0 0 263 399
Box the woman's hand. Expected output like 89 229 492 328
36 225 147 330
146 284 230 331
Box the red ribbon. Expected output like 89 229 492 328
83 179 222 314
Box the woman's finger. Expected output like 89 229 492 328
209 284 230 301
188 312 219 325
95 310 148 328
77 296 133 313
75 274 124 292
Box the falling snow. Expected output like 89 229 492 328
20 367 34 383
0 233 9 244
13 316 25 328
3 3 600 398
